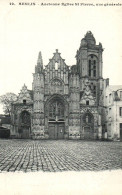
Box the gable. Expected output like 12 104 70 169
80 81 96 106
44 49 69 84
16 84 33 104
45 49 68 70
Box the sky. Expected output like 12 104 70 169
0 0 122 113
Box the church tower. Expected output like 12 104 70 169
11 31 104 140
32 52 45 138
76 31 103 105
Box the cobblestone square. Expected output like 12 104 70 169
0 139 121 172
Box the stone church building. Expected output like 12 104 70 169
11 31 106 140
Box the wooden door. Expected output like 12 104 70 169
49 123 57 139
49 123 65 139
21 127 29 139
57 123 64 139
84 126 93 139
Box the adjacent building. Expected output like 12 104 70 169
0 115 11 138
101 82 122 141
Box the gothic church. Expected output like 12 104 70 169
11 31 106 139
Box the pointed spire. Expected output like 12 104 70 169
37 51 43 66
35 51 43 73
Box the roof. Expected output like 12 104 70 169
28 90 33 100
108 85 122 91
0 116 11 124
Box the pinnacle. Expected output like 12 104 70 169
37 51 43 65
22 84 27 89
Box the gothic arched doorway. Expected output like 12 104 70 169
46 97 65 139
19 111 31 139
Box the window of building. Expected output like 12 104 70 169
88 55 97 78
23 99 26 104
120 91 122 100
109 94 111 103
120 123 122 129
55 62 58 70
49 101 64 119
89 60 91 76
86 100 89 105
119 107 122 116
93 86 96 96
93 70 96 77
109 107 111 114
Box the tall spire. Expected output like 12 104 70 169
37 51 43 66
35 51 43 73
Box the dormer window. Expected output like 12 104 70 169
86 100 89 105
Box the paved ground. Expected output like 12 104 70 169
0 139 121 172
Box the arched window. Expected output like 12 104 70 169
89 60 91 76
49 101 64 119
88 55 97 77
93 85 96 96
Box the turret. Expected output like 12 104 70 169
32 51 45 139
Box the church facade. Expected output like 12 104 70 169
11 31 106 140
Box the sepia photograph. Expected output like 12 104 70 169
0 0 122 194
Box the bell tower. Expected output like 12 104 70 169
76 31 104 105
